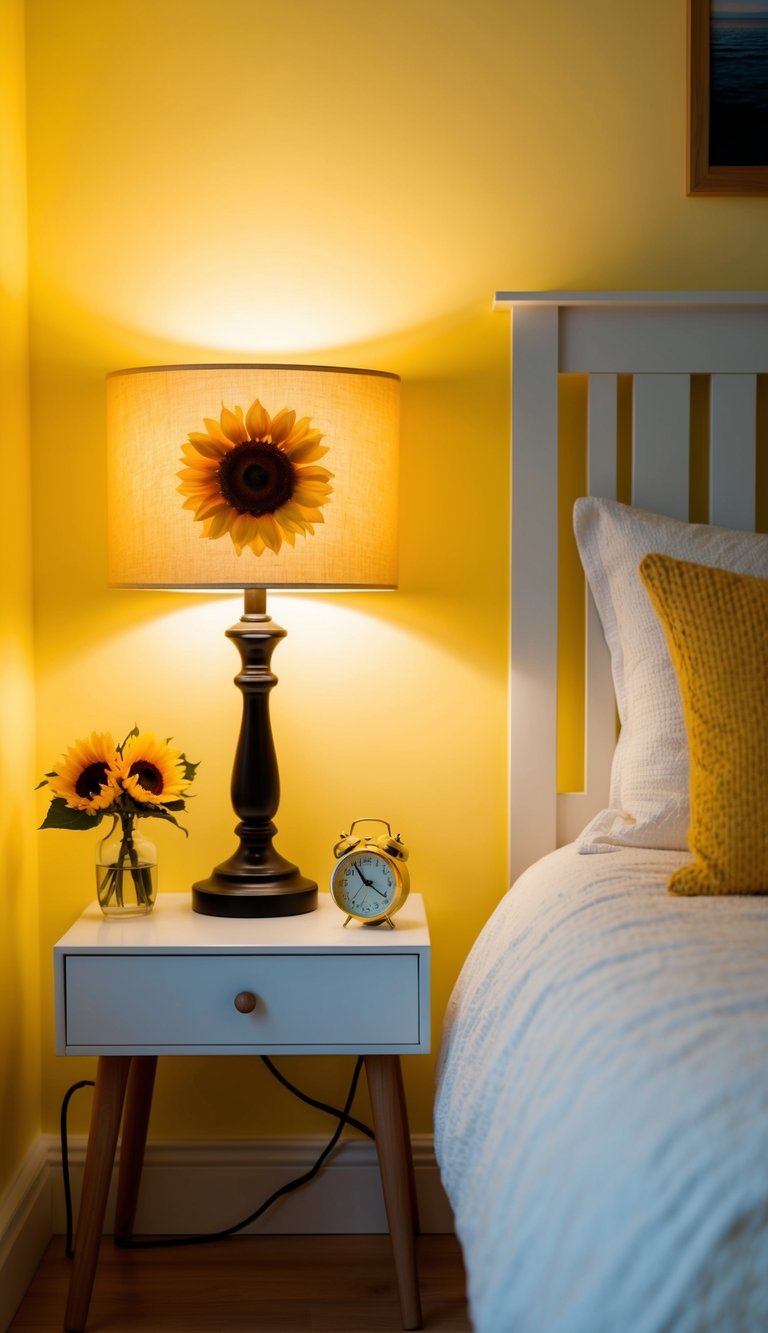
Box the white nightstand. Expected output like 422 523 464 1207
54 891 430 1332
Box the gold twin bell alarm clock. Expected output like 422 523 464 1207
330 817 410 928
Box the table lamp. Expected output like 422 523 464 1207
106 364 399 918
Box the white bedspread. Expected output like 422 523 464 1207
434 844 768 1333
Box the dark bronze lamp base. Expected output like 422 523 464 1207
191 590 319 919
192 871 318 918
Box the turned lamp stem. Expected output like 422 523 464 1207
191 590 318 918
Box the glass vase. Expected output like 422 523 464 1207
95 823 157 917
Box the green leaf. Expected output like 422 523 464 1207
119 792 188 835
143 806 188 835
39 798 104 832
117 724 140 755
179 753 200 784
119 793 156 817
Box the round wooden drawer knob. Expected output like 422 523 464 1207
234 991 258 1014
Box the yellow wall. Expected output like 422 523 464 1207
0 0 40 1195
14 0 768 1145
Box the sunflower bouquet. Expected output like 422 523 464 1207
38 727 198 913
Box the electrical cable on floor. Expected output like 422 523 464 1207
60 1079 95 1258
60 1055 373 1257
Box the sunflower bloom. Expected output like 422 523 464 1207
118 732 188 807
177 398 334 556
48 732 121 814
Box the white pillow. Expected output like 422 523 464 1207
573 497 768 852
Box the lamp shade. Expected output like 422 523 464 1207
107 363 399 590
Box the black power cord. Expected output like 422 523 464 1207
61 1056 373 1257
60 1079 95 1257
260 1055 374 1141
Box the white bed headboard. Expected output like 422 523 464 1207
496 292 768 886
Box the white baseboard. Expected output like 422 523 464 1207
0 1138 52 1333
47 1133 454 1237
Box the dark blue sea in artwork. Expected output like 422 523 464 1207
711 16 768 107
710 15 768 164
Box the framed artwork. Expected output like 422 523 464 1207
688 0 768 194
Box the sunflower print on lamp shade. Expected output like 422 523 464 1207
177 398 334 557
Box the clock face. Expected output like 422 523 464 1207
332 851 397 920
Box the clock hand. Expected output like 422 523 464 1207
356 863 388 896
349 865 370 905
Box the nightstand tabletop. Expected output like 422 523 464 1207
54 889 429 953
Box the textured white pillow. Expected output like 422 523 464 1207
573 497 768 852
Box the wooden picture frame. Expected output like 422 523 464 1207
688 0 768 195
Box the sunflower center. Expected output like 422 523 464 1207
129 760 164 796
75 762 110 800
218 441 296 516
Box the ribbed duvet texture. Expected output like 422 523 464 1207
435 844 768 1332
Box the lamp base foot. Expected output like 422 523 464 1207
191 871 318 918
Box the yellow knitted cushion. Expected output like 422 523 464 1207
639 553 768 896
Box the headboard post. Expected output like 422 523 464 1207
508 303 560 884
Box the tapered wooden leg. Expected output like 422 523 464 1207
114 1055 157 1241
393 1055 420 1235
65 1055 131 1332
365 1054 422 1331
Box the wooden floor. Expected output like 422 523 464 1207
9 1234 472 1332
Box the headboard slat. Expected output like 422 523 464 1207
632 374 690 519
586 374 618 497
709 374 757 530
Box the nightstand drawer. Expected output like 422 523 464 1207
64 952 421 1050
